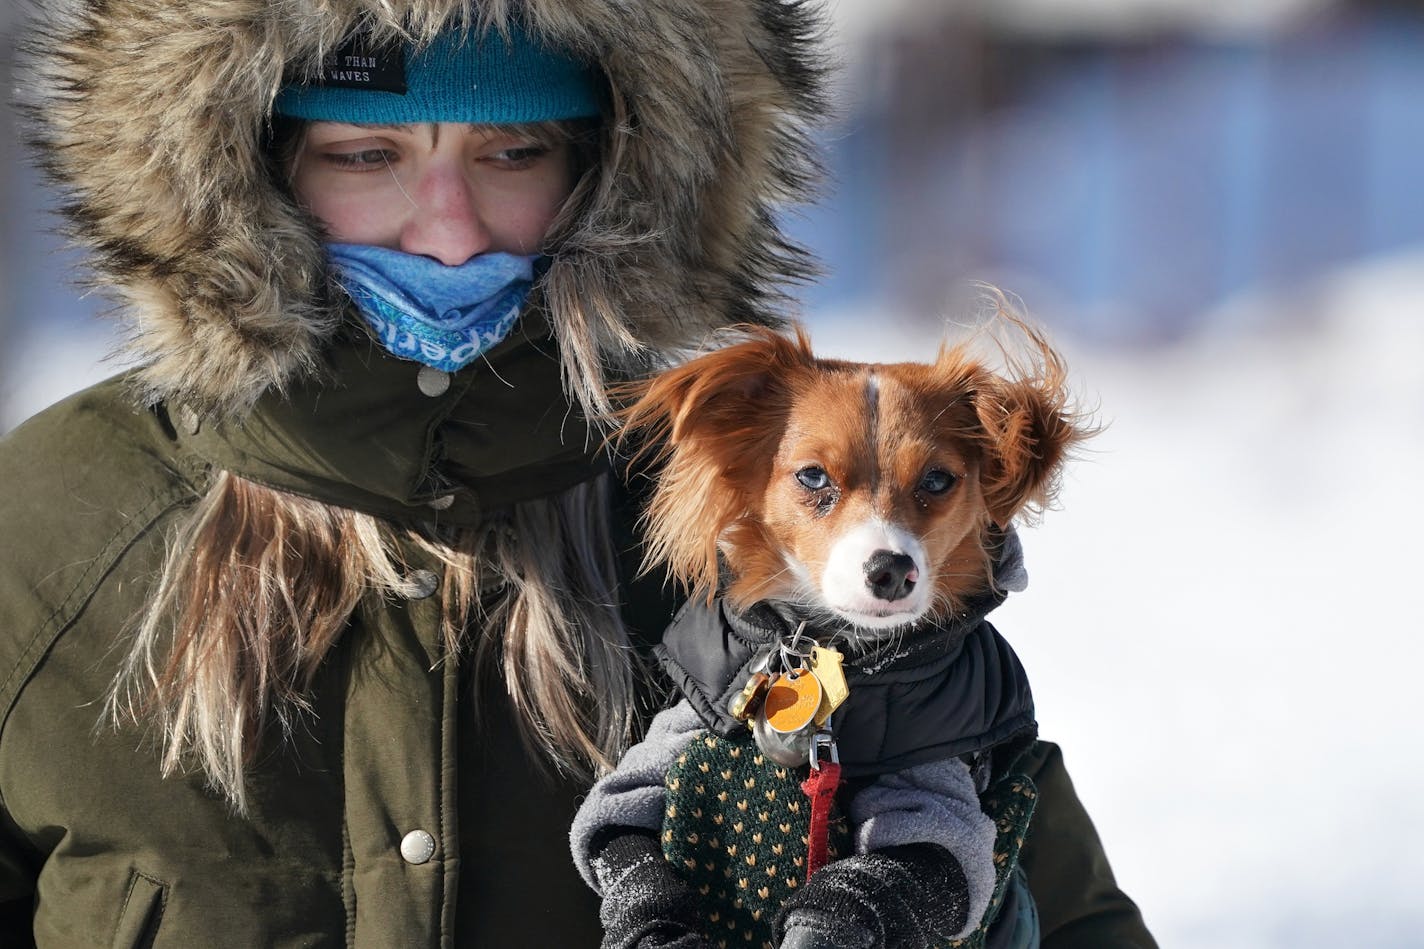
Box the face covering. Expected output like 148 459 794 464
326 243 540 373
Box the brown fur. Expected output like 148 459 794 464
18 0 828 417
619 321 1093 619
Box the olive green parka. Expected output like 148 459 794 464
2 0 1155 946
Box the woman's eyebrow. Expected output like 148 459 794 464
460 124 527 141
360 122 441 145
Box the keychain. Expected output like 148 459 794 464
732 623 852 766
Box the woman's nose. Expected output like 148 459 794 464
398 164 491 266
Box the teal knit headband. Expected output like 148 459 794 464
274 27 602 125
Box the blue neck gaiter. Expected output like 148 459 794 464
326 243 540 373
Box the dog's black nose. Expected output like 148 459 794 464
864 550 917 601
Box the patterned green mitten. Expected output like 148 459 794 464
661 731 850 948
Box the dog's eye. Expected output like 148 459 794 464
919 469 957 495
795 466 831 491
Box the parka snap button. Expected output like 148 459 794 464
417 367 451 397
400 830 436 865
177 405 201 435
406 569 439 600
428 494 456 511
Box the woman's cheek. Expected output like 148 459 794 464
308 186 407 247
497 202 559 253
487 175 573 251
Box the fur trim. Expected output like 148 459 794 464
18 0 828 416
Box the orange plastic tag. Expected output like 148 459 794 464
762 669 822 734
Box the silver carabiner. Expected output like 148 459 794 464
809 726 839 771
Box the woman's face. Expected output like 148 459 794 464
292 122 575 264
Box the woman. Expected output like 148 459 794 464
0 2 1153 946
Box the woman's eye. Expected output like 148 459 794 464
919 469 957 495
485 145 550 168
795 466 831 491
323 149 397 170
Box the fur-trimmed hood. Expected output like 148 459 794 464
19 0 827 418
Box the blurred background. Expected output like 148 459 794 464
4 1 1422 946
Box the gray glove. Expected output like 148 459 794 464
774 843 972 949
591 830 713 949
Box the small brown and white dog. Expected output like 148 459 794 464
574 318 1094 949
621 318 1089 631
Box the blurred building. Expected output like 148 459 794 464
802 0 1424 343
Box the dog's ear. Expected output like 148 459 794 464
970 330 1092 526
615 326 814 596
616 325 813 455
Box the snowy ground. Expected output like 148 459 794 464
4 251 1422 948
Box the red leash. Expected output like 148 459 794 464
801 730 842 881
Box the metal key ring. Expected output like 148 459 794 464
779 621 816 670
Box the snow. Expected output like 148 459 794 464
4 250 1422 947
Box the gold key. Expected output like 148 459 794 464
809 645 849 727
